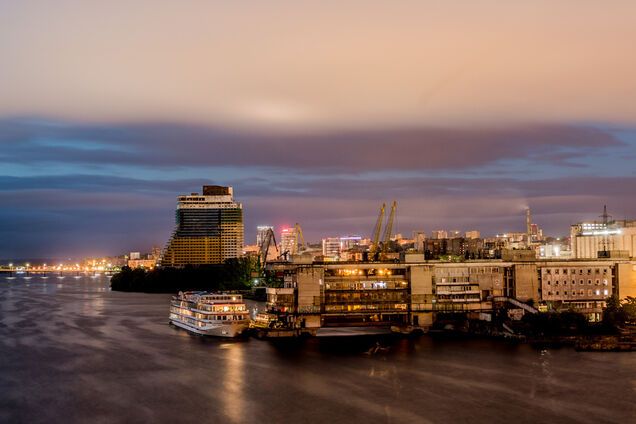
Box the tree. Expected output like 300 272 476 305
621 296 636 324
602 295 628 328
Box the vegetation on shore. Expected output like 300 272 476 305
518 296 636 337
110 258 259 293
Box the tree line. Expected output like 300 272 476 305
110 258 258 293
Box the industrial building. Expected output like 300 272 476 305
263 255 636 335
160 185 244 266
570 217 636 259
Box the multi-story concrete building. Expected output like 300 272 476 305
280 227 299 256
264 256 636 335
538 242 572 259
160 185 243 266
539 262 613 321
424 237 484 259
413 231 427 252
465 230 481 239
339 235 362 251
431 230 448 240
321 237 341 260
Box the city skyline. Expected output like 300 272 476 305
2 2 636 258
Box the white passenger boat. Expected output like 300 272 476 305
169 291 250 337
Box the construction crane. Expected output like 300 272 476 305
259 228 279 267
381 201 397 253
370 203 386 253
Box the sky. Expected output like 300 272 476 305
1 1 636 259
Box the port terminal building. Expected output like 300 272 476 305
263 253 636 336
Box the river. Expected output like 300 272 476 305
0 275 634 423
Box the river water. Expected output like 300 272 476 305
0 275 634 423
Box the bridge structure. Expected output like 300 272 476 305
0 265 119 275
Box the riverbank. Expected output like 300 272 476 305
428 317 636 351
110 259 256 293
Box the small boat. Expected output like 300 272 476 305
250 312 280 329
169 291 249 337
364 342 390 355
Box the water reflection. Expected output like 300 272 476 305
221 344 245 424
0 275 634 424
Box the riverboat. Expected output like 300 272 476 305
169 291 249 337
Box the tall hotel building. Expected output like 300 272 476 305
160 185 244 266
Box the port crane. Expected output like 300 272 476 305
370 203 386 253
369 201 397 258
382 201 397 253
259 227 279 267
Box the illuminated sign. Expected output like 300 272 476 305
581 230 622 236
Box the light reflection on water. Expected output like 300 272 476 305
0 275 634 424
222 344 245 424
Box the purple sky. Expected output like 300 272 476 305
1 2 636 258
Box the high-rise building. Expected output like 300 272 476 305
160 185 244 266
412 231 426 252
322 237 341 259
431 230 448 240
339 235 362 251
465 230 481 239
280 227 297 255
256 225 274 247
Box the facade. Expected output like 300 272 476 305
127 258 157 269
280 227 298 256
538 242 572 259
264 256 636 334
539 263 612 321
424 237 485 259
431 230 448 240
465 230 481 239
570 219 636 259
495 232 527 249
339 235 362 251
321 237 341 260
321 235 363 261
160 185 244 266
413 231 427 252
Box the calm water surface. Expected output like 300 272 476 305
0 275 634 423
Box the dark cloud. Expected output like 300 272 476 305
1 117 633 257
0 118 622 172
1 171 635 258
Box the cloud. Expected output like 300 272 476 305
1 171 635 257
0 119 623 173
1 2 636 127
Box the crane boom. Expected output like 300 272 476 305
293 223 306 253
259 228 278 266
382 201 397 252
371 203 385 252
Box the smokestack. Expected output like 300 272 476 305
526 208 532 245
